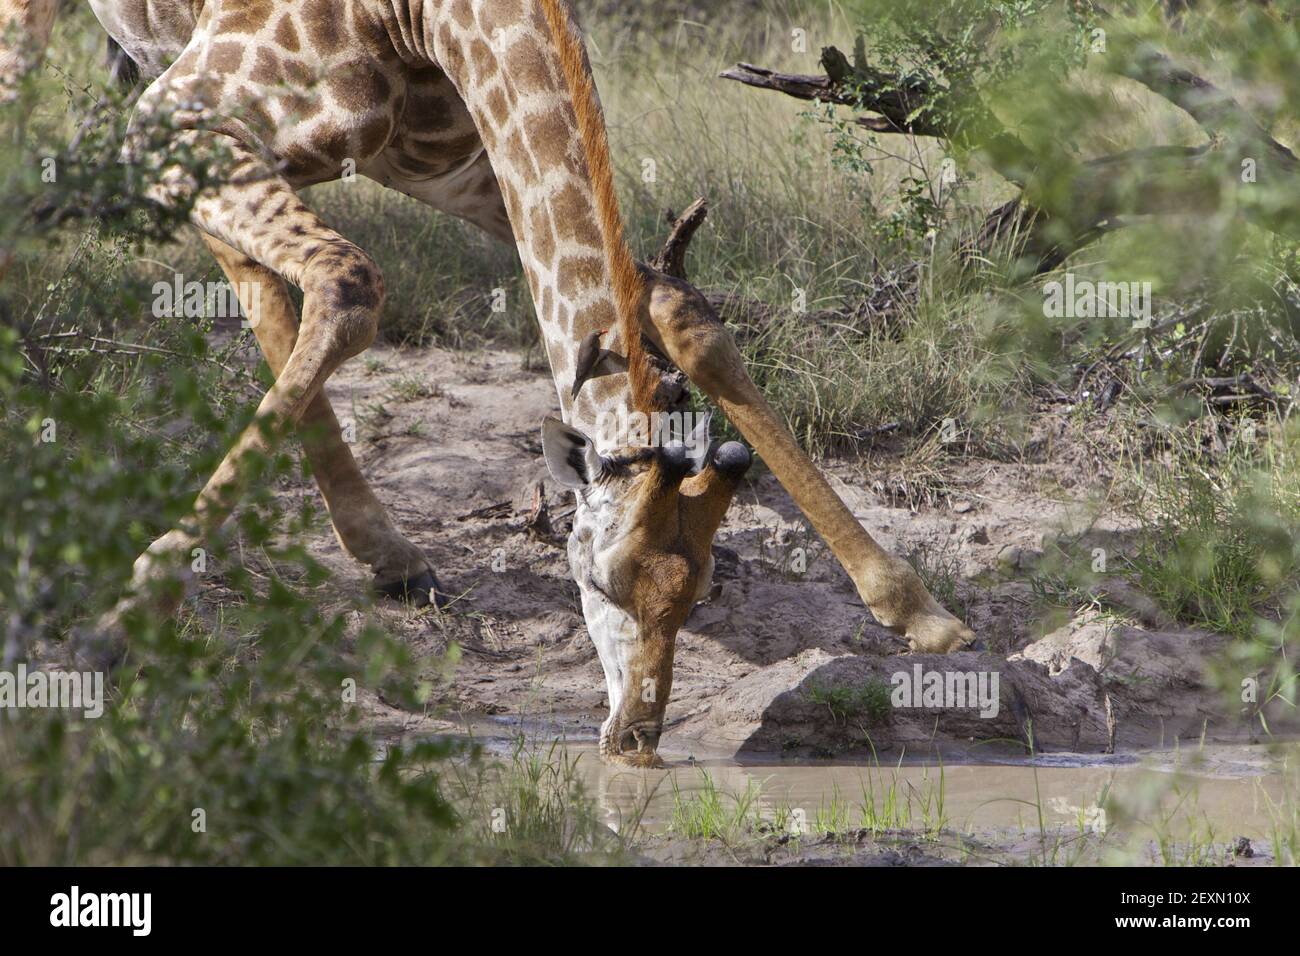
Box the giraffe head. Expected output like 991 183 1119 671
542 392 751 767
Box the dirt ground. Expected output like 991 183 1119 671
213 341 1295 759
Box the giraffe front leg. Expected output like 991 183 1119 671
202 234 445 608
641 273 975 654
81 142 404 667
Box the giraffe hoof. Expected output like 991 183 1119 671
376 569 446 610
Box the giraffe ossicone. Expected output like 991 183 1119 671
2 0 974 768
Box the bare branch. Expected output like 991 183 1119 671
724 29 1300 273
718 62 849 106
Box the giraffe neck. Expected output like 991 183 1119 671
414 0 648 448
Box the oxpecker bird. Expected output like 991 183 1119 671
571 328 608 399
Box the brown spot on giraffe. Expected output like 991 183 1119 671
302 0 343 55
476 0 527 36
497 177 522 226
241 94 274 135
251 47 283 85
450 0 476 31
529 205 555 266
501 126 543 187
279 144 324 181
357 114 395 157
468 38 498 82
573 301 616 334
273 14 300 53
508 39 555 95
327 61 391 112
282 90 322 123
555 255 604 299
528 106 580 172
217 0 272 35
207 41 244 75
484 86 510 128
313 121 351 164
282 56 314 89
551 181 602 247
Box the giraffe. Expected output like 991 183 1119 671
3 0 975 767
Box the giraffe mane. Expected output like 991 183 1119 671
538 0 659 417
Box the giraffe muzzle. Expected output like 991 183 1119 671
608 718 664 767
625 721 661 754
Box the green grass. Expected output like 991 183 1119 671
668 770 763 842
1126 431 1300 641
1263 770 1300 867
805 677 893 727
666 759 952 856
857 762 948 836
387 374 442 402
908 540 970 620
445 738 630 864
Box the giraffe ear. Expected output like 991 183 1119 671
542 416 604 489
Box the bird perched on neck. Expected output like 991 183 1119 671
571 327 609 399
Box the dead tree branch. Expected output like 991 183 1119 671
720 59 1033 184
721 19 1300 274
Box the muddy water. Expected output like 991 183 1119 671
461 721 1299 845
582 749 1296 841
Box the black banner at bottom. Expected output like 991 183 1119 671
0 864 1281 941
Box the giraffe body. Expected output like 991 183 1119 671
97 1 656 432
3 0 974 768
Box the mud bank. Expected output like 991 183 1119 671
246 344 1295 756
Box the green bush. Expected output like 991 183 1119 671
0 58 608 865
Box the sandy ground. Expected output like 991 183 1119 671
215 342 1295 759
